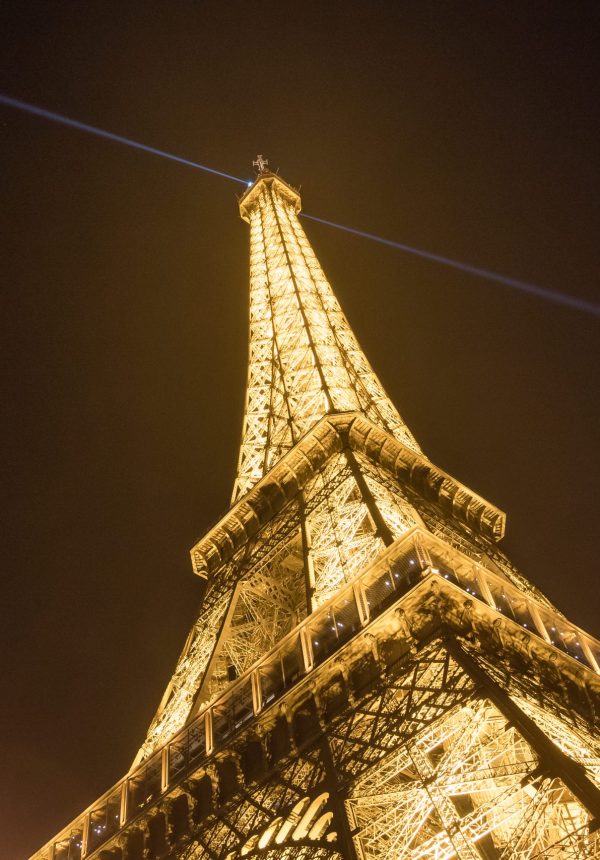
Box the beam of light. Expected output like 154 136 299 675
301 213 600 319
3 93 598 318
0 93 248 186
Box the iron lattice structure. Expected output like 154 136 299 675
32 165 600 860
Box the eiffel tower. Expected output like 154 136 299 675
33 160 600 860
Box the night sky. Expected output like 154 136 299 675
2 4 600 857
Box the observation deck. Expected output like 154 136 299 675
32 525 600 860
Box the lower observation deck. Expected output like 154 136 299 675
33 527 600 860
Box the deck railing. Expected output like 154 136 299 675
34 526 600 860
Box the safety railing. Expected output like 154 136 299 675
34 526 600 860
422 536 600 672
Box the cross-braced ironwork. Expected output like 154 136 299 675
30 163 600 860
231 170 420 504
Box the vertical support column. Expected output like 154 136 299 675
344 449 394 547
580 637 600 674
353 581 370 626
251 670 262 715
161 746 169 793
475 567 496 609
119 780 128 827
414 531 432 571
205 709 214 756
300 491 316 615
80 815 90 858
300 626 314 672
528 602 552 643
318 733 359 860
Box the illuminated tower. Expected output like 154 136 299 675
33 160 600 860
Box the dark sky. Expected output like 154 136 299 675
2 3 599 857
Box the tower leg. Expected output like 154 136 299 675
447 636 600 827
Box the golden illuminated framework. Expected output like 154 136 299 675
231 169 420 503
31 164 600 860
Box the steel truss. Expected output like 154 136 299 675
232 173 420 503
30 169 600 860
31 552 600 860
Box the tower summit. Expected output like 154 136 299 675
32 162 600 860
232 166 419 502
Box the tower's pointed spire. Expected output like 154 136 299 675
232 161 420 501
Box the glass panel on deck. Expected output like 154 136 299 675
211 678 253 747
538 609 595 667
486 579 520 621
362 564 397 618
258 654 286 710
87 788 121 852
188 716 206 764
427 547 462 588
309 607 339 664
127 753 162 815
331 590 361 646
169 733 188 782
281 632 304 687
486 579 538 633
53 828 83 860
584 636 600 672
504 591 538 632
389 542 425 594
